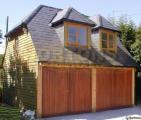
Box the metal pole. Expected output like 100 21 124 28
6 16 9 34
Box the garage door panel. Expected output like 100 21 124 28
125 69 132 106
42 67 91 117
96 68 113 110
96 68 133 111
113 69 132 107
42 68 69 116
113 69 126 107
54 69 69 114
69 69 91 113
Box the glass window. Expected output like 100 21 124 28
67 25 88 47
78 28 87 46
102 33 107 48
68 27 77 43
109 34 114 48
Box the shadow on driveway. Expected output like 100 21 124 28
37 107 141 120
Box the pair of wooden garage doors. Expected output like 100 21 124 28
42 67 133 117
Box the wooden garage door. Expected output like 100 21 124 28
42 67 69 117
42 67 91 117
96 68 132 111
69 68 91 113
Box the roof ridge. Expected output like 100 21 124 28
98 15 103 27
39 5 62 10
25 5 63 24
64 7 72 18
49 6 72 24
24 5 43 24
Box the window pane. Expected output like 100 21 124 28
102 41 107 48
102 33 107 40
102 33 107 48
68 27 77 43
78 28 87 45
68 35 76 43
109 34 114 48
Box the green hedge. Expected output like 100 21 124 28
0 106 20 120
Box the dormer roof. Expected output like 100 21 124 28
90 15 120 32
51 7 95 26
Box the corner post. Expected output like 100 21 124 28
132 68 135 106
92 68 96 112
37 63 43 117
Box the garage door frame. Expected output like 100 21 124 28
37 63 135 117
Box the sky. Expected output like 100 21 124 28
0 0 141 54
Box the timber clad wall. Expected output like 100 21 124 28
3 30 38 109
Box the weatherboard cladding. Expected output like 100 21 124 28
6 5 137 67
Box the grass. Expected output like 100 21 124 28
0 106 20 120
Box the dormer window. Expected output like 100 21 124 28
101 30 117 52
65 22 90 48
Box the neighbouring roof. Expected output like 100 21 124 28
50 7 95 26
90 15 119 32
5 5 138 68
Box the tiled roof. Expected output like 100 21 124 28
90 15 119 32
5 5 61 37
50 7 95 26
5 5 138 67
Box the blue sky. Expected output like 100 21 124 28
0 0 141 54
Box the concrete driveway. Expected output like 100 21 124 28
38 107 141 120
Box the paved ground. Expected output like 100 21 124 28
38 107 141 120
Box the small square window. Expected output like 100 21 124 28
101 31 116 51
66 23 89 47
